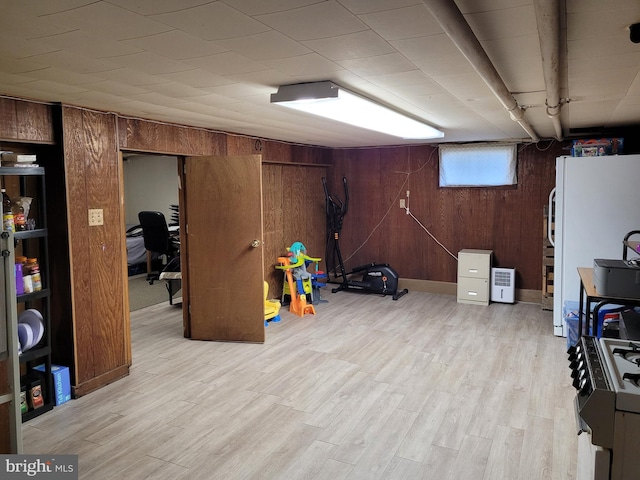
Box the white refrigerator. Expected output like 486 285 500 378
552 154 640 336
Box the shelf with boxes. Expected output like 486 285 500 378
1 164 55 421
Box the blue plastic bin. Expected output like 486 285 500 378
564 301 580 349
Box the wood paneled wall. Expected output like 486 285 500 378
0 98 54 144
328 142 567 292
61 107 129 395
226 136 330 295
118 119 331 297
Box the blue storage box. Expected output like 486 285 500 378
35 364 71 406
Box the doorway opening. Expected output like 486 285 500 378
122 152 180 311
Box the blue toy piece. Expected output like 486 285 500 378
289 241 311 296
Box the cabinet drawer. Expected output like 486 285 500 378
457 277 489 305
458 251 491 278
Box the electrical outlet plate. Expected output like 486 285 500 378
88 208 103 226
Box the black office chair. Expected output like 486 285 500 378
138 211 179 283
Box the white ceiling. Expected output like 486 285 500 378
1 0 639 148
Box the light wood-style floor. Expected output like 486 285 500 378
22 291 577 480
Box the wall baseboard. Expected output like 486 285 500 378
398 278 542 305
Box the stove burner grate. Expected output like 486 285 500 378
613 342 640 366
623 372 640 387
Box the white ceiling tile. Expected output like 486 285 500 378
192 94 243 107
0 0 638 147
364 70 437 88
39 30 142 58
25 67 102 86
159 69 236 89
106 0 212 16
358 5 443 41
123 31 228 60
255 1 368 41
129 91 188 106
568 35 640 60
143 81 210 98
170 101 233 117
494 58 545 94
482 34 541 63
0 5 77 38
303 31 395 61
0 57 52 75
264 53 343 76
391 34 461 61
19 79 89 96
82 80 148 96
184 52 270 76
566 0 640 14
15 0 103 16
98 68 171 87
114 100 181 115
567 100 618 126
431 72 496 101
149 3 269 41
204 83 273 98
222 0 324 16
612 103 640 124
413 54 476 76
62 90 136 106
389 81 447 98
44 2 173 41
215 31 312 61
337 53 416 76
223 69 298 88
27 51 120 75
465 5 537 41
566 5 640 43
106 52 193 75
0 71 36 86
456 0 532 15
339 0 421 15
629 75 640 96
0 33 60 59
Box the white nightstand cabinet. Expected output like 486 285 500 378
457 249 493 306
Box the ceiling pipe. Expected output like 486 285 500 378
421 0 540 142
534 0 564 141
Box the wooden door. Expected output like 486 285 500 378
183 155 264 342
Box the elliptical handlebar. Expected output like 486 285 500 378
340 177 349 217
322 176 349 234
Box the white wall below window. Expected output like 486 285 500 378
123 155 178 227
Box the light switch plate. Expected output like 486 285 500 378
88 208 103 226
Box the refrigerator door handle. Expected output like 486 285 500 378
548 187 556 247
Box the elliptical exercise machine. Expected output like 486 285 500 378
322 177 408 301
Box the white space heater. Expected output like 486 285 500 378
491 268 515 304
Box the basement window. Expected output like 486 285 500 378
439 143 517 187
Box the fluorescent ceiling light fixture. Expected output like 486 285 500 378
270 81 444 140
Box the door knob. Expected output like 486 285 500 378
251 239 261 248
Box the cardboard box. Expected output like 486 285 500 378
571 138 624 156
34 364 71 406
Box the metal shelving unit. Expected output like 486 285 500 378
1 166 54 423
